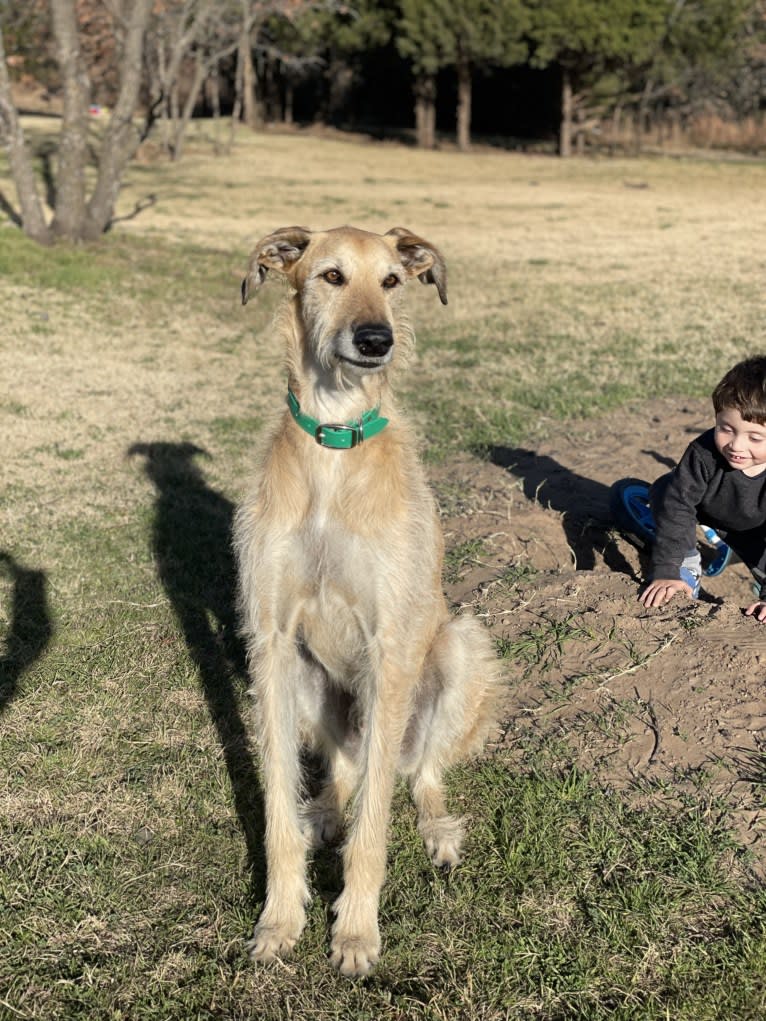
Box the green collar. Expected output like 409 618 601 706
287 389 389 450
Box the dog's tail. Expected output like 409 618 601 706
429 614 501 761
401 615 501 774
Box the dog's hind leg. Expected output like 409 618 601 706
300 679 362 848
302 742 358 848
246 634 312 963
407 615 499 868
411 763 465 868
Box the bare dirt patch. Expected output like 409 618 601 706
435 396 766 868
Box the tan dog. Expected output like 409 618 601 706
234 225 499 977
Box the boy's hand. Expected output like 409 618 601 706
639 578 695 607
744 601 766 622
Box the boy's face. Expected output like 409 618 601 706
714 408 766 476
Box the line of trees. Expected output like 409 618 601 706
395 0 764 155
1 0 764 245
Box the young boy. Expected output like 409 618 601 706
640 355 766 622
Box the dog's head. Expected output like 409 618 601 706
241 225 447 376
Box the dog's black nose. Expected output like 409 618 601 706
353 323 394 358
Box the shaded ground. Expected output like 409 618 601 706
435 396 766 869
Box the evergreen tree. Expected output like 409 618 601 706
396 0 446 147
646 0 753 116
397 0 530 150
528 0 667 155
301 0 394 126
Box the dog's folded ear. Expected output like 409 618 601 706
242 226 312 305
385 227 448 305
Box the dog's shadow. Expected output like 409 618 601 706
129 442 266 892
0 552 54 714
489 445 649 577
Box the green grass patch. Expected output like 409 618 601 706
444 537 488 583
0 227 255 321
2 716 765 1019
6 485 763 1017
496 611 597 673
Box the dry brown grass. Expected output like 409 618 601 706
4 118 765 504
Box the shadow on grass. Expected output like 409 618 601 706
0 552 53 714
128 441 266 895
488 445 639 577
733 743 766 786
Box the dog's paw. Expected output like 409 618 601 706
302 802 343 848
419 815 464 868
246 925 299 963
329 931 380 977
246 909 306 963
330 894 381 977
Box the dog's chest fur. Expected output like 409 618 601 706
249 421 441 677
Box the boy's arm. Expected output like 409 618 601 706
650 439 713 580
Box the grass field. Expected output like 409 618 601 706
2 121 766 1020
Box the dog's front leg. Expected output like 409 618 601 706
330 667 409 977
247 635 310 963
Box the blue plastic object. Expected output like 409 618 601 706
610 477 731 578
699 525 732 577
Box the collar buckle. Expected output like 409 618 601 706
315 422 361 448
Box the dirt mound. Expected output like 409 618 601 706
434 397 766 869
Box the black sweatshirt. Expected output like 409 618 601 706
650 428 766 587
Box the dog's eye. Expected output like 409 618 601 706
323 269 344 286
382 274 399 290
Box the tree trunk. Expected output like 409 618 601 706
50 0 90 239
83 0 152 239
262 58 274 121
241 22 259 128
560 67 573 157
0 27 51 243
414 72 436 148
169 50 206 162
610 101 623 153
284 80 294 125
456 57 471 152
156 36 172 155
575 103 585 155
228 35 244 153
208 68 221 154
425 96 435 149
415 93 427 147
635 77 653 154
670 108 682 147
170 80 181 129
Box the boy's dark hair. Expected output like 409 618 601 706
712 356 766 424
